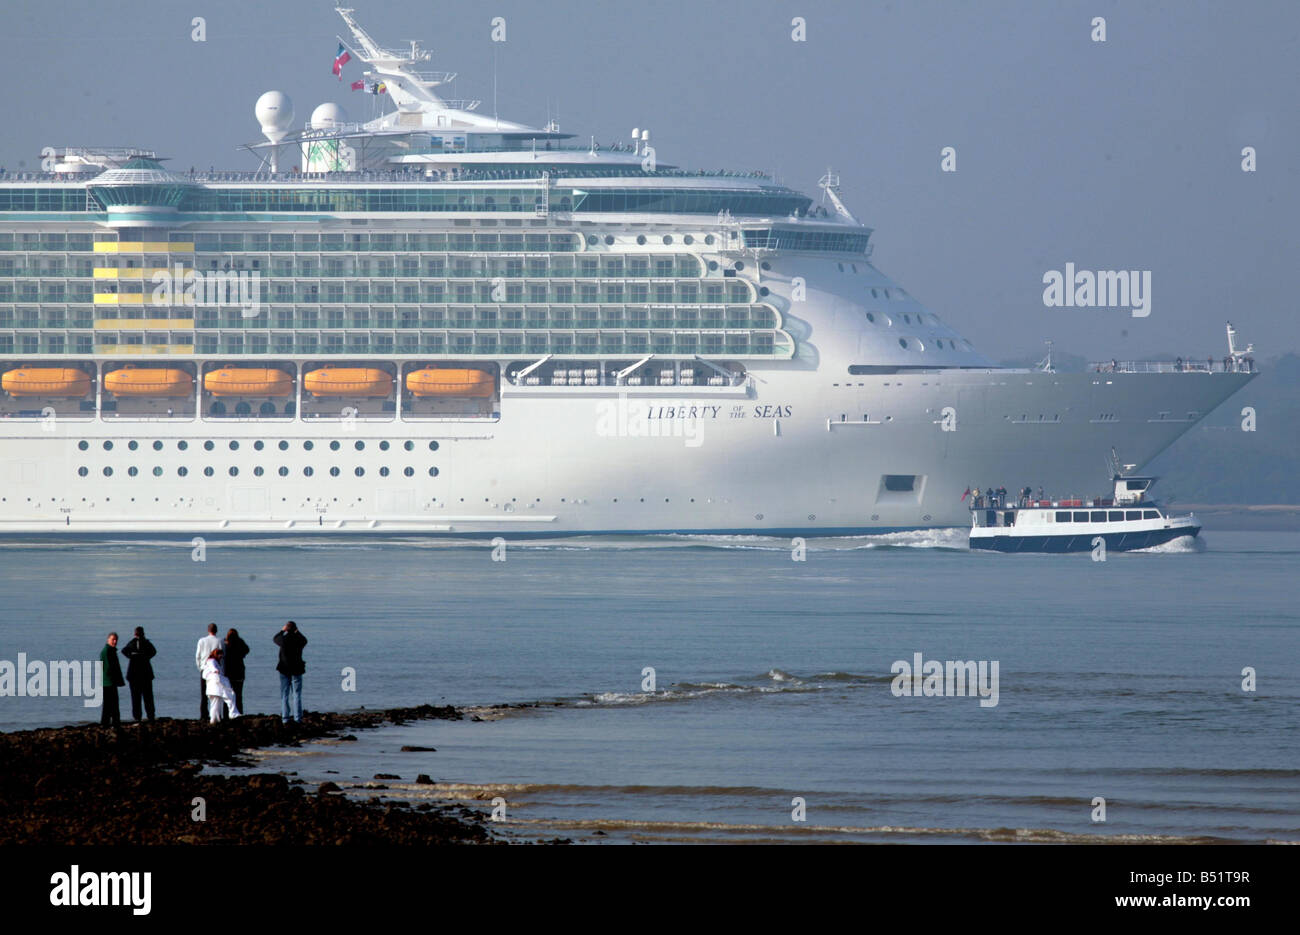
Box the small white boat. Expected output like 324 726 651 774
969 473 1199 553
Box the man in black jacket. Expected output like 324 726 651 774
98 632 125 727
223 628 250 718
273 620 308 723
120 626 157 721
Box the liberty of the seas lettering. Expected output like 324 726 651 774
645 405 722 420
754 405 792 418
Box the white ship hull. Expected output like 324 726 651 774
0 255 1253 538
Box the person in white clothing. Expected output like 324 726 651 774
195 623 224 720
202 648 241 724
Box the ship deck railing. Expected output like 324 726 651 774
1090 359 1257 374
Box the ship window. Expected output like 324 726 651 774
1091 511 1106 522
229 467 238 477
403 466 414 477
203 440 214 451
127 467 138 477
636 235 646 245
203 467 214 477
605 235 615 245
429 441 439 451
329 467 340 477
1109 511 1124 521
735 261 745 271
278 467 289 477
865 313 874 323
1056 512 1072 522
279 441 289 451
253 467 264 477
178 467 188 477
404 441 415 452
355 467 364 477
229 441 239 451
78 440 88 451
379 466 389 477
303 441 314 451
429 467 439 477
303 467 314 477
586 235 598 246
153 441 163 451
762 261 771 270
379 441 390 451
663 235 673 245
1126 511 1141 520
178 441 188 451
103 467 113 477
355 441 365 451
254 440 264 451
78 467 88 477
330 441 340 451
128 441 138 451
1073 512 1088 522
898 338 908 349
103 441 114 451
883 474 915 492
1144 510 1159 519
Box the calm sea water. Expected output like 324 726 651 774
2 530 1297 843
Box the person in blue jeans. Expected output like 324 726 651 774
273 620 308 723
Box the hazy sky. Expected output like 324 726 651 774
3 0 1296 361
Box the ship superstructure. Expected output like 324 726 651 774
0 9 1254 537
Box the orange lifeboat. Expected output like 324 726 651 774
2 367 91 397
303 366 393 398
203 367 293 397
104 365 194 398
405 367 495 398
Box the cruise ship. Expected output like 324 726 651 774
0 8 1255 538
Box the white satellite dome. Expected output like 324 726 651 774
309 102 348 130
255 91 294 142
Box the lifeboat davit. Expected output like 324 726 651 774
303 366 393 398
203 367 293 397
2 367 91 397
104 365 194 398
405 367 495 398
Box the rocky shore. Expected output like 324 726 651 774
0 705 495 845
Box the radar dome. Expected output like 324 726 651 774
255 91 294 142
309 102 348 130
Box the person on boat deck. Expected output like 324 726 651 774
202 648 241 725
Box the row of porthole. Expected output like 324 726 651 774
585 234 716 247
77 465 440 478
79 439 441 453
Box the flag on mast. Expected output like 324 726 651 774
350 80 364 91
332 43 351 79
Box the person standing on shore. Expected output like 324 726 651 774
224 628 250 718
273 621 307 724
121 626 157 721
195 623 223 720
99 632 125 728
201 648 241 725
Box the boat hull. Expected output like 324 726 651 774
970 524 1200 553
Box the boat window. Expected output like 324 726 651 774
882 474 915 492
1126 511 1141 520
1143 510 1159 519
1091 511 1107 522
1073 512 1089 523
1109 511 1124 521
1056 512 1071 522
